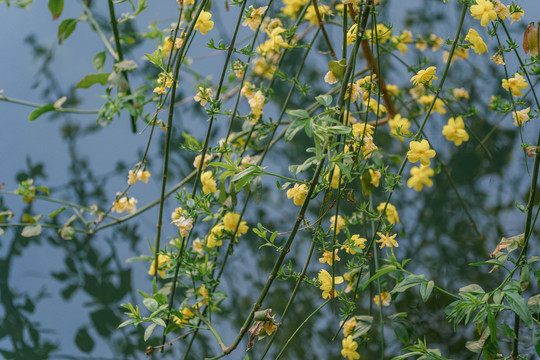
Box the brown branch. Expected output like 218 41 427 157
311 0 337 60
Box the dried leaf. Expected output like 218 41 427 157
523 22 539 56
247 321 264 351
490 233 524 257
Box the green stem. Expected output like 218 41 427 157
273 299 331 360
107 0 137 132
79 0 119 61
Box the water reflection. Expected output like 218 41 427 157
1 0 539 359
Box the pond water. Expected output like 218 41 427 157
1 0 540 359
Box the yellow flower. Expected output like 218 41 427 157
286 183 309 206
201 171 218 194
305 5 332 25
324 70 339 85
262 320 277 336
193 154 212 170
442 116 469 146
330 215 345 234
265 26 291 53
388 114 411 142
195 11 214 35
346 24 358 46
242 6 267 31
192 238 204 257
326 165 341 189
318 269 344 299
510 6 524 24
148 254 171 277
194 87 213 106
171 207 187 222
369 169 381 187
502 73 528 97
513 108 530 127
222 212 249 236
252 57 276 78
281 0 309 18
453 88 470 99
171 215 193 237
352 122 374 138
248 90 265 122
430 34 444 51
377 202 399 225
493 0 510 20
173 306 194 328
341 336 360 360
319 249 340 266
490 53 505 65
342 317 357 337
465 28 488 54
198 284 210 305
206 223 225 248
386 84 399 96
365 24 392 44
363 98 387 116
341 234 366 255
360 136 378 159
407 139 436 166
374 291 391 307
376 232 398 248
418 94 446 114
407 164 434 191
345 83 362 103
410 66 438 86
470 0 497 27
128 169 151 185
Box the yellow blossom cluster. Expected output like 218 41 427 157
206 212 249 249
286 183 309 206
111 193 137 214
127 168 151 185
318 269 343 299
148 254 171 278
194 87 214 106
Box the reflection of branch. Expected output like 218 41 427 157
90 170 197 234
0 96 99 114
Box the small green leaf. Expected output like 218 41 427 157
57 18 77 44
315 94 332 107
533 327 540 356
21 224 42 237
498 323 516 339
515 201 526 213
48 0 63 19
328 58 346 80
75 73 110 89
392 274 427 294
487 308 497 342
93 51 106 71
143 298 158 313
362 265 396 290
420 280 434 302
48 207 66 219
505 291 533 329
29 104 55 121
144 323 157 341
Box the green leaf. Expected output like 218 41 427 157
286 109 310 119
392 274 427 294
328 58 346 80
143 298 158 313
392 321 409 345
182 131 200 149
505 291 533 329
48 207 66 219
528 294 540 314
362 265 396 290
515 201 526 213
21 224 42 237
315 94 332 107
57 18 77 44
498 323 516 339
75 73 110 89
48 0 63 19
93 51 106 71
114 59 138 71
533 327 540 356
29 104 55 121
351 315 373 338
520 263 530 290
144 323 157 341
487 308 497 342
420 280 434 302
